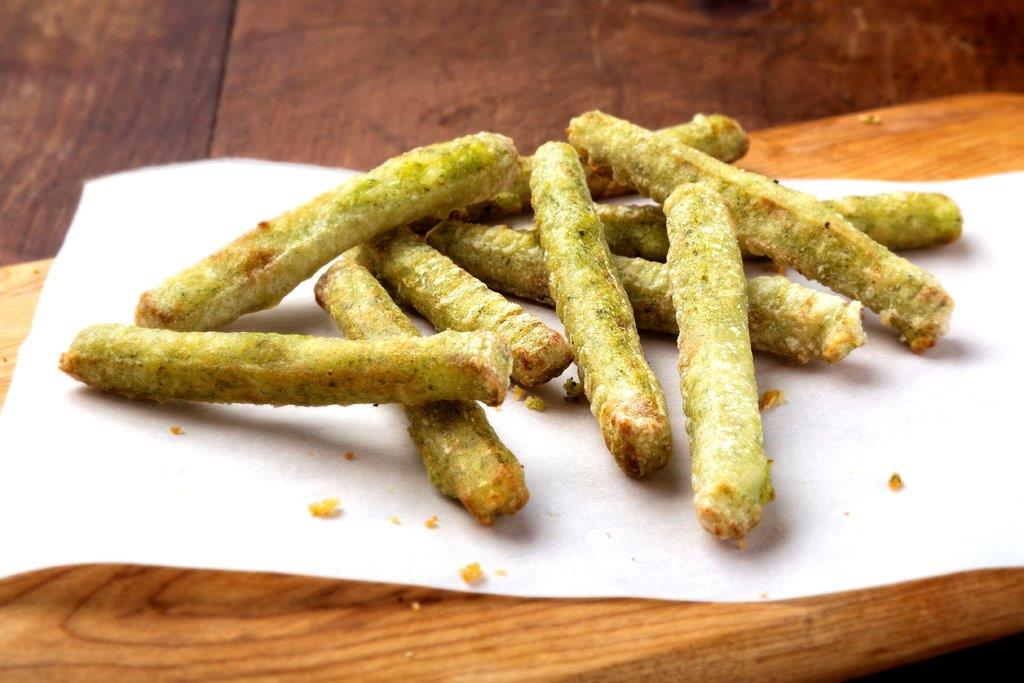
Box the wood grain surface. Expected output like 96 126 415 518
4 0 1024 267
0 94 1022 680
0 0 233 265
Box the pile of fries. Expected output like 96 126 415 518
59 113 959 538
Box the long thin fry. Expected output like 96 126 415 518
530 142 672 478
596 193 962 261
60 323 512 407
665 184 772 540
136 132 519 331
567 111 953 351
426 221 864 364
357 227 572 387
315 257 528 524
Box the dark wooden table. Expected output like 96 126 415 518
2 0 1022 676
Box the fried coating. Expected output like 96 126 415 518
315 257 528 525
59 323 511 407
425 222 865 364
357 227 572 387
136 132 519 331
567 111 953 351
530 141 672 478
665 185 772 540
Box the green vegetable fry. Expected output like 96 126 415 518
665 184 772 540
136 132 519 331
314 257 528 525
530 141 672 478
426 221 864 364
597 193 962 261
445 114 749 224
357 227 572 387
567 111 954 352
60 323 511 407
824 192 963 250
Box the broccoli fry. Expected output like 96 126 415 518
530 141 672 478
664 184 772 540
60 323 511 407
136 132 519 331
315 257 528 524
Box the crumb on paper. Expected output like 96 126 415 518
759 389 786 411
169 425 185 435
411 601 421 611
760 592 769 600
525 394 545 412
889 473 904 491
424 515 438 529
606 531 612 538
308 498 340 518
390 515 401 525
344 451 355 461
494 568 508 577
511 385 527 401
460 562 484 584
858 113 882 125
737 538 747 550
563 377 585 402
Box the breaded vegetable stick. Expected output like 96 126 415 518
60 323 511 407
314 257 528 524
664 184 772 540
567 112 954 351
426 222 864 364
825 192 962 250
136 132 519 331
597 193 962 261
530 141 672 478
357 227 572 387
445 114 750 224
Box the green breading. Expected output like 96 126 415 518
596 193 962 261
136 132 519 331
314 257 528 525
530 141 672 478
357 227 572 387
567 111 954 352
664 184 772 540
445 114 749 224
60 323 512 407
824 192 962 250
426 221 865 364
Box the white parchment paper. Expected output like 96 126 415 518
1 160 1021 601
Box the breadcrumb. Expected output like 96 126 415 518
563 377 585 402
411 601 421 611
308 498 340 518
169 425 184 435
889 473 904 491
858 113 882 125
511 385 528 401
460 562 484 584
525 394 545 412
737 538 747 550
390 515 401 525
494 568 508 577
344 451 356 461
424 515 439 529
759 389 786 411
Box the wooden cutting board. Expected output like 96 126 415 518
1 93 1022 681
